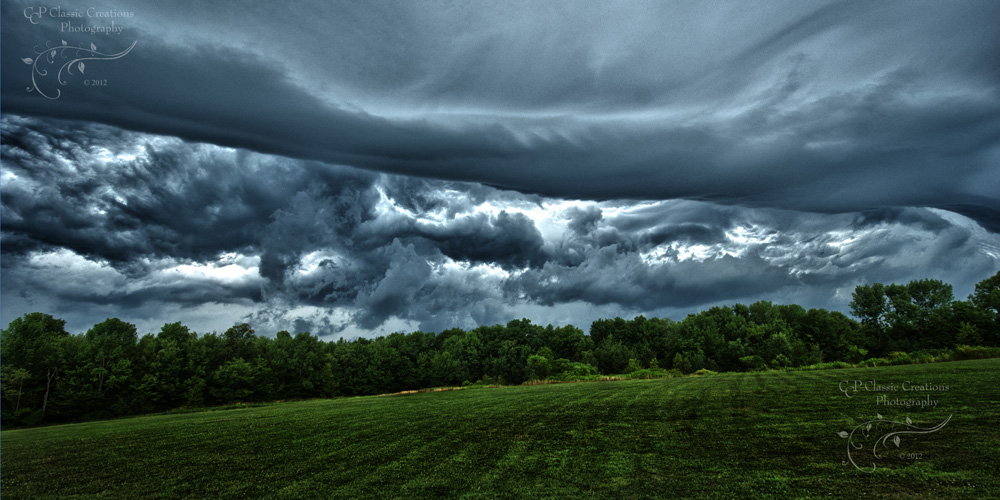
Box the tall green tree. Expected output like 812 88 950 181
883 279 954 350
968 270 1000 345
850 283 889 355
223 323 257 361
84 318 138 398
0 313 71 423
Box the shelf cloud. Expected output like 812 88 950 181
2 1 998 336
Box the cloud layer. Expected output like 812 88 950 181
3 116 998 336
2 0 998 226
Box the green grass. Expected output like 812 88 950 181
2 359 998 499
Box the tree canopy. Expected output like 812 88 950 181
3 271 998 427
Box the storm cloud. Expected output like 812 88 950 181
1 1 998 336
3 1 998 219
2 115 997 336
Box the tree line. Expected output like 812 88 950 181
2 271 997 427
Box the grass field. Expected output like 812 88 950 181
2 359 998 499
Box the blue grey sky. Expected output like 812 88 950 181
2 1 998 336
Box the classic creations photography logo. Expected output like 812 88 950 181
21 5 137 99
836 379 953 472
839 379 950 408
24 5 134 34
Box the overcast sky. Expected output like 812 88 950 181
2 1 998 337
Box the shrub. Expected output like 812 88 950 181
624 358 642 374
885 352 912 365
845 345 868 364
769 354 792 370
567 362 599 377
952 345 1000 360
623 368 677 380
739 355 765 372
549 362 599 380
816 361 852 370
860 357 890 367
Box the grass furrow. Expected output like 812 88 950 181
2 359 997 499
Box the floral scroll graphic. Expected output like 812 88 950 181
23 40 136 99
837 413 951 472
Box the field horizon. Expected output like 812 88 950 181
2 358 998 499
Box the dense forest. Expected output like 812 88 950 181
2 272 998 427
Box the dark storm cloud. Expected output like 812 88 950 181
2 116 998 335
512 206 775 309
351 239 432 330
509 202 1000 316
0 116 551 332
2 0 997 227
417 212 546 269
565 206 602 236
3 1 1000 336
0 116 376 270
40 270 262 310
642 224 726 248
552 201 741 261
508 249 792 311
